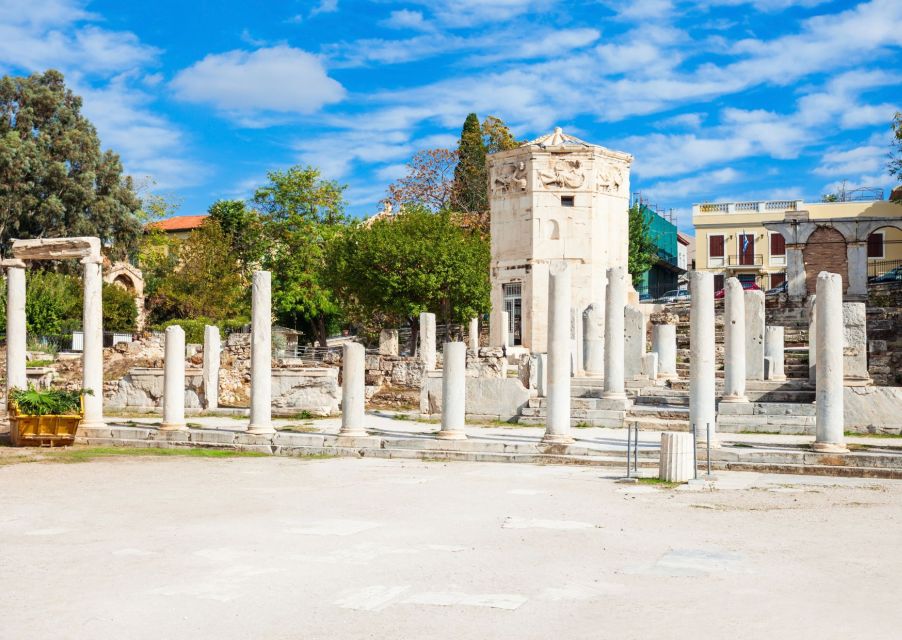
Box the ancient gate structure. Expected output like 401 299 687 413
3 237 105 429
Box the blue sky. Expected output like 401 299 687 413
1 0 900 233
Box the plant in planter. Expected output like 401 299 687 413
8 387 93 447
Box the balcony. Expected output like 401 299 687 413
727 254 764 268
693 200 803 215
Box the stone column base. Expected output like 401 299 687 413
160 422 188 432
812 442 849 453
247 426 276 435
720 394 749 403
541 433 574 445
435 429 467 441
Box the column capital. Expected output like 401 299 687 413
1 258 26 268
80 255 104 265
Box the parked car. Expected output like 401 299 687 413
871 266 902 283
656 289 691 304
765 280 788 296
714 281 761 299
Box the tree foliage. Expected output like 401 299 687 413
148 219 249 325
386 148 458 211
481 115 520 154
628 203 658 286
327 206 490 336
207 199 267 276
254 166 347 346
0 70 142 258
451 113 488 214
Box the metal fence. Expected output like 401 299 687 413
868 259 902 278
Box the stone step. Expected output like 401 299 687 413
718 401 816 416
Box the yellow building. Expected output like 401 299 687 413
692 197 902 297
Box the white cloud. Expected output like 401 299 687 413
814 145 886 177
645 168 742 200
170 46 345 119
75 76 210 190
310 0 338 17
0 0 93 27
381 9 432 31
656 112 705 129
411 0 550 27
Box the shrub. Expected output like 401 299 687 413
102 282 137 332
153 317 248 344
10 387 93 416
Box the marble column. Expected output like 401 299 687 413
543 261 573 444
81 256 104 429
807 295 817 383
603 266 627 400
339 342 367 437
582 302 604 376
468 317 479 353
813 272 847 452
722 278 748 403
623 304 645 380
419 312 437 369
845 241 868 299
248 270 274 435
745 289 765 381
203 325 221 410
436 341 467 440
4 260 27 399
651 323 677 379
786 244 807 299
500 311 510 349
689 271 716 444
764 326 786 381
160 325 187 431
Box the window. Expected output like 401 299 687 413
769 232 786 266
737 273 756 286
868 232 884 258
561 196 574 207
708 234 725 267
770 272 785 289
714 274 725 292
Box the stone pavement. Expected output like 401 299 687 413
1 456 900 639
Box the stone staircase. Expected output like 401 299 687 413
518 302 818 435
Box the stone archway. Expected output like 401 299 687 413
803 227 847 296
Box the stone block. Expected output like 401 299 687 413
744 290 765 380
421 376 530 422
379 329 399 356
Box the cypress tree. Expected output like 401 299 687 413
451 113 488 213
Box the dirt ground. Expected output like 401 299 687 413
0 454 900 639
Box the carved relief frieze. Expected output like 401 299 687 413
597 161 626 196
537 157 585 189
491 160 528 195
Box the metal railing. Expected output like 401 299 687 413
868 259 902 278
727 254 764 267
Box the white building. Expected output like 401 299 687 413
487 127 632 351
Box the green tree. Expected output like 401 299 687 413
254 166 347 346
328 206 490 351
102 283 138 333
451 113 488 214
481 115 519 153
628 203 658 286
24 271 81 336
208 199 267 276
149 220 249 325
0 70 142 258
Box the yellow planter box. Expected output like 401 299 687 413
8 398 84 447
